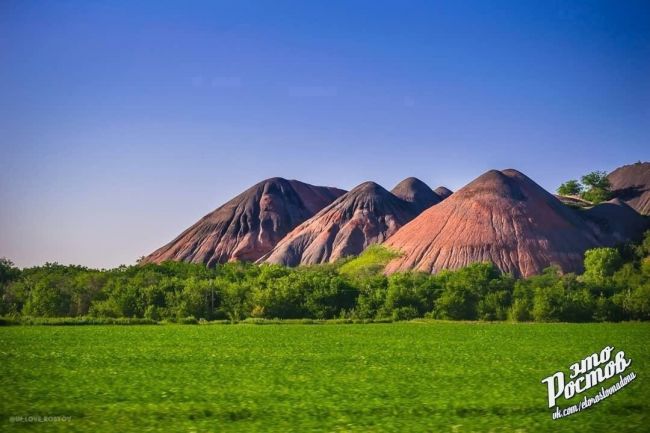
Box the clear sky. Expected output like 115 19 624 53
1 1 649 268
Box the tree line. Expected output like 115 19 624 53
1 232 649 323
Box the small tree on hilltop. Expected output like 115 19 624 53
557 180 583 196
580 171 611 204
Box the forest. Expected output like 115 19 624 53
1 231 649 323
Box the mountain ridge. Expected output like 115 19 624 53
143 162 649 277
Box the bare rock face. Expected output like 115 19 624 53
608 162 650 215
143 178 345 266
390 177 441 213
555 194 591 208
582 198 648 245
434 186 453 199
260 182 420 266
384 169 601 277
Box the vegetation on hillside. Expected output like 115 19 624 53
557 170 612 204
1 231 650 323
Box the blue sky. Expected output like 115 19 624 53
1 0 649 268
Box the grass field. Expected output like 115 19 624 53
1 322 648 432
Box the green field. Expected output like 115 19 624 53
1 322 648 432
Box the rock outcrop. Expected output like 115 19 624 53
143 178 345 266
608 162 650 215
384 169 601 277
261 181 421 266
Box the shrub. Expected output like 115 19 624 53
391 306 419 321
583 248 622 286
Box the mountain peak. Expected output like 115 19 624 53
261 181 420 266
350 181 388 195
434 186 453 199
385 169 600 277
391 177 441 212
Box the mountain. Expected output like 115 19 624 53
390 177 441 213
434 186 453 199
143 178 345 266
384 169 601 277
608 162 650 215
260 181 421 266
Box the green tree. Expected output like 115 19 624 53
559 275 595 322
581 171 611 190
557 180 583 196
220 280 253 321
70 271 106 316
509 280 534 322
435 263 502 320
580 171 611 203
0 258 22 315
176 278 214 319
526 266 563 321
625 283 650 320
108 284 144 318
24 280 72 317
253 273 307 319
594 294 626 322
303 271 358 319
532 283 564 322
382 272 440 318
0 258 21 285
583 248 622 286
637 230 650 258
353 276 388 319
478 290 510 321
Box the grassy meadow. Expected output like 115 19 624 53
1 322 648 432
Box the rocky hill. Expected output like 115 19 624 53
390 177 441 213
143 178 345 266
384 169 602 277
143 162 648 275
608 162 650 215
260 181 422 266
582 198 648 245
434 186 453 199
